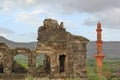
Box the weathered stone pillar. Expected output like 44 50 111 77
28 51 32 75
0 43 12 80
50 53 57 77
30 51 36 76
4 50 12 75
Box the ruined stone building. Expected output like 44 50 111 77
0 19 89 79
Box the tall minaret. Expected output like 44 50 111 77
95 22 105 76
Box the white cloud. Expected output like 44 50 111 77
14 7 67 28
1 0 120 26
0 0 119 29
1 0 120 13
26 0 35 5
84 8 120 29
15 10 42 27
0 32 7 37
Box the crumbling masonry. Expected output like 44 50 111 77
0 19 89 79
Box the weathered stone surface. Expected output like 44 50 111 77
0 18 89 80
36 19 89 79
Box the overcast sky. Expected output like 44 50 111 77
0 0 120 42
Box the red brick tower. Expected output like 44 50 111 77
95 22 105 76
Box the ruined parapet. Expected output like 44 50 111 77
37 19 68 52
37 19 67 43
38 18 65 32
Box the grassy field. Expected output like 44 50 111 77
87 58 120 80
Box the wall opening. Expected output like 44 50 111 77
59 54 66 73
0 54 3 73
36 54 45 68
12 54 28 74
0 65 3 73
36 54 51 75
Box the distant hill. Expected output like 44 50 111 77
0 36 36 50
87 41 120 58
0 36 120 58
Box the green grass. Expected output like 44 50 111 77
36 54 45 67
14 54 45 68
16 60 28 69
87 58 120 80
14 54 28 68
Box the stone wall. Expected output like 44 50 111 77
36 19 89 79
0 19 89 80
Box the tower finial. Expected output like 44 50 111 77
97 21 101 29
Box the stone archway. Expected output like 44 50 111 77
12 54 28 73
11 48 31 74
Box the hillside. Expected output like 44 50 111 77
0 36 36 50
87 41 120 58
0 36 120 58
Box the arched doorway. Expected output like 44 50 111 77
36 53 51 76
12 54 28 74
59 54 66 73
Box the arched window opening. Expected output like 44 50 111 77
12 54 28 74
